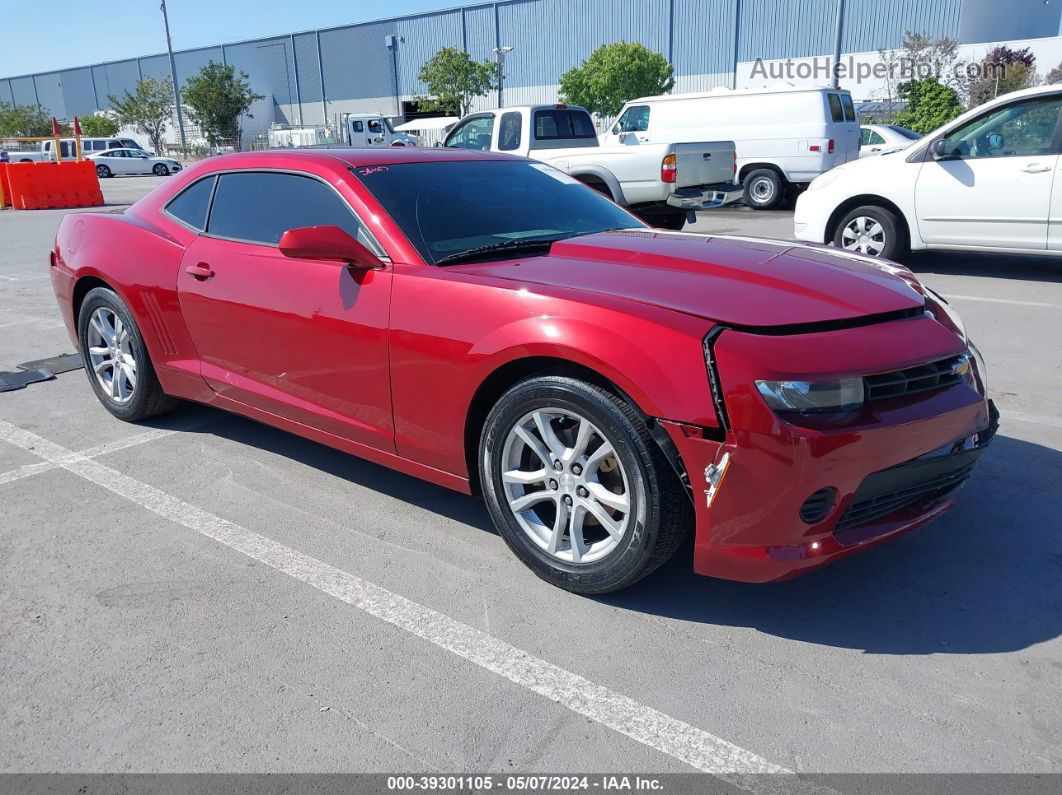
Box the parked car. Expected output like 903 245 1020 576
444 104 740 229
50 148 995 593
3 137 146 163
795 84 1062 258
859 124 922 157
87 148 182 177
603 86 860 210
346 114 418 147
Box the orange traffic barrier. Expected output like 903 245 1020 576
0 161 103 210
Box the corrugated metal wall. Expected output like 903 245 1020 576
1 0 1054 138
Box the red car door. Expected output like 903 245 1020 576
177 170 394 452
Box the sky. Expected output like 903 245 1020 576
1 0 456 77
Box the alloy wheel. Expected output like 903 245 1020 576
86 307 137 404
500 408 630 564
841 216 886 256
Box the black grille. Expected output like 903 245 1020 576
863 355 966 402
836 461 975 530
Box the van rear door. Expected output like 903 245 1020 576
827 92 860 164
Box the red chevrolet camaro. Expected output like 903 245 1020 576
50 148 996 593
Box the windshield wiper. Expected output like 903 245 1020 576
432 228 630 267
434 236 565 266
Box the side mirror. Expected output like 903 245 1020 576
930 139 951 160
278 225 382 269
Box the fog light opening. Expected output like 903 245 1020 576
799 487 836 524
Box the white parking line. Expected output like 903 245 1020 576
1005 411 1062 430
945 294 1061 309
0 422 209 486
0 419 829 793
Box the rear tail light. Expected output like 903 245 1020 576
661 153 677 183
828 138 835 154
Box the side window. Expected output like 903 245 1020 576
444 115 495 150
108 140 122 149
60 141 76 157
164 176 216 231
940 97 1062 159
351 121 363 133
368 119 383 134
206 172 376 250
868 131 885 145
120 139 139 149
90 141 105 151
827 94 844 122
498 111 522 151
860 128 871 146
614 105 650 134
840 94 856 122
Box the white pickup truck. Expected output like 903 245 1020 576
442 104 740 228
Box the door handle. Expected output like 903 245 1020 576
186 262 215 280
1022 163 1051 173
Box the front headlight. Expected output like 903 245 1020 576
808 166 846 192
756 378 865 413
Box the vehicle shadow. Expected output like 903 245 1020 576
601 433 1062 655
902 249 1062 284
146 405 1060 655
143 401 498 534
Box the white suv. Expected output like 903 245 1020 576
795 85 1062 258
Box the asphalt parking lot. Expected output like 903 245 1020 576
1 176 1060 778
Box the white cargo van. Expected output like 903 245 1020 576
604 85 860 209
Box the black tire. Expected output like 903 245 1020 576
831 204 908 260
479 376 692 594
742 168 785 210
77 287 176 422
95 164 111 178
153 163 169 176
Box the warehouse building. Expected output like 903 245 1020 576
3 0 1062 148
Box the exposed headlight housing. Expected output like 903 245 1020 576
756 378 865 414
923 287 966 342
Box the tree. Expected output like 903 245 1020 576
877 31 965 120
182 62 263 150
416 47 496 117
1047 62 1062 85
79 113 120 137
966 46 1038 106
109 76 174 155
893 78 965 134
559 41 674 117
0 102 52 137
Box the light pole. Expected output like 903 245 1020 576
160 0 186 150
493 46 512 107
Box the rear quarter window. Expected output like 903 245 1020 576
164 176 216 231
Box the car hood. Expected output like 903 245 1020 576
458 231 924 328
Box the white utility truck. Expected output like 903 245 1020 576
444 104 739 228
345 114 419 147
604 86 860 209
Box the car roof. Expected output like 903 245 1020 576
202 147 525 169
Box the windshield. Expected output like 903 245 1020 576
888 125 921 140
351 160 643 264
